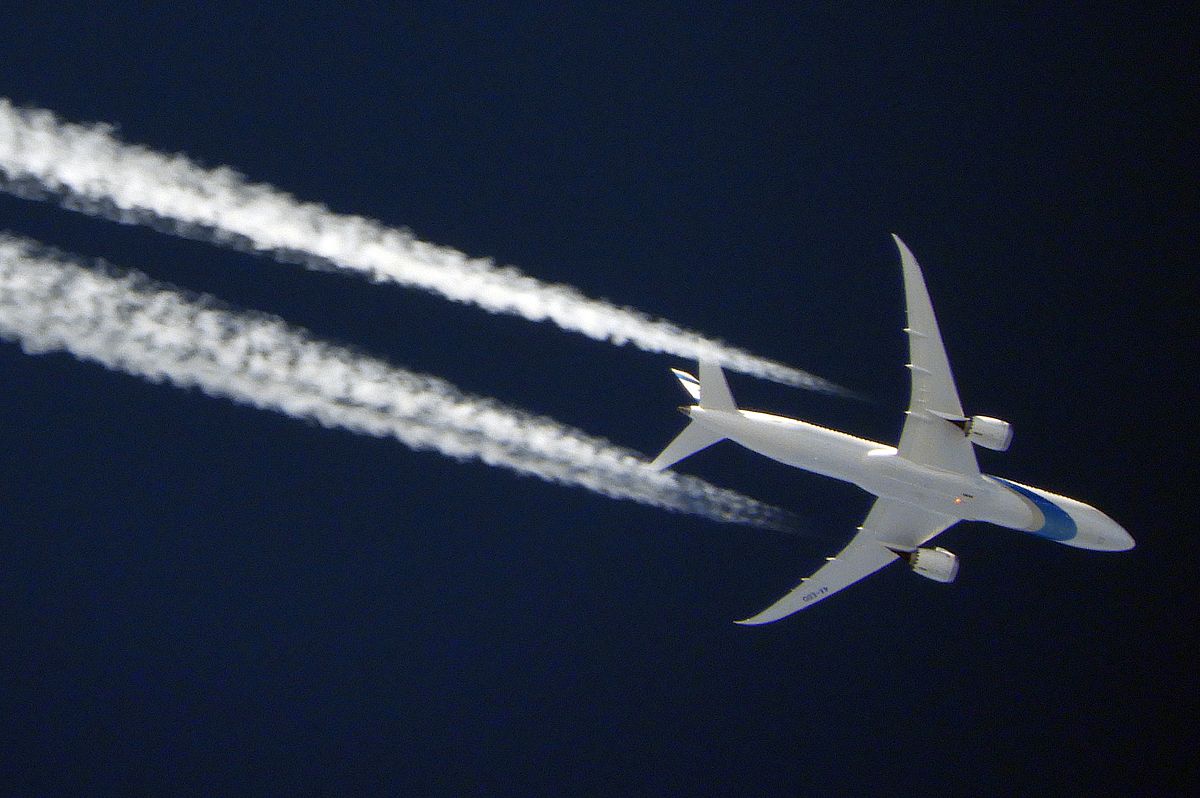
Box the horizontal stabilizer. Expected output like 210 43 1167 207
648 421 725 471
735 542 899 625
670 368 702 401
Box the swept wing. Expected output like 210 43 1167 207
736 497 958 624
893 235 979 476
738 237 973 623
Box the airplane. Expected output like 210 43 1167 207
650 235 1134 624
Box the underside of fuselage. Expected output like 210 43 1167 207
685 406 1132 552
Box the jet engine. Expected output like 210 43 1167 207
904 547 960 583
965 415 1013 452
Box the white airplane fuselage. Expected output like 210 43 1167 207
684 405 1134 552
651 237 1133 623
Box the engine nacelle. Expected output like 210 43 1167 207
906 547 960 583
965 415 1013 452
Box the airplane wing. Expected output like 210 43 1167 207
735 497 959 625
892 235 979 476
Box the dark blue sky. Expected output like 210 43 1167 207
1 4 1193 795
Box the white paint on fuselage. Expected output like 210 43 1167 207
685 406 1133 552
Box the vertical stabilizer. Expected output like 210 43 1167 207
698 360 736 412
648 361 737 471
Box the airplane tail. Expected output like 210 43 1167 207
694 360 737 413
648 361 737 471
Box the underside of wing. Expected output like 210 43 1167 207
892 235 979 476
734 538 898 625
735 497 959 625
859 495 959 550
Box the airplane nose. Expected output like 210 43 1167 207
1067 503 1135 551
1094 515 1135 551
1108 523 1136 551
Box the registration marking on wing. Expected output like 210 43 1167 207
802 586 830 603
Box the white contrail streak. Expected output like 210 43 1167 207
0 98 845 394
0 235 793 531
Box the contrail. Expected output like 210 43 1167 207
0 98 846 394
0 234 794 531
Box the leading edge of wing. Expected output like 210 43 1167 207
735 497 959 625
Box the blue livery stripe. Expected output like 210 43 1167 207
993 477 1077 541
